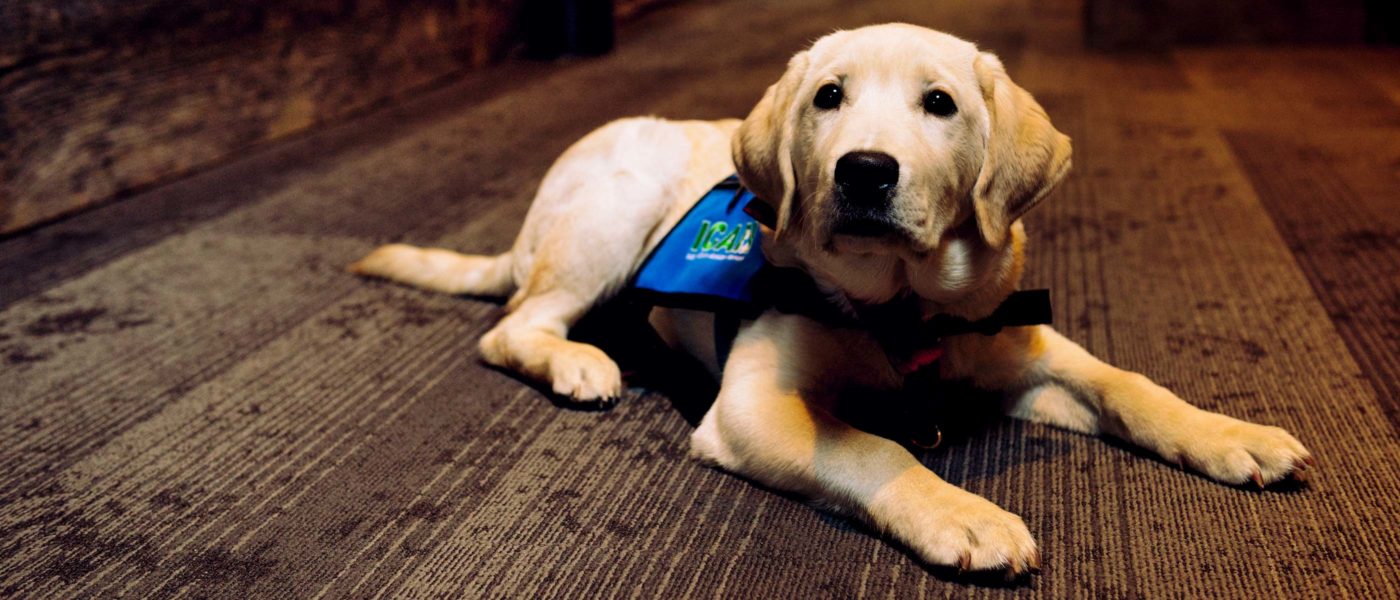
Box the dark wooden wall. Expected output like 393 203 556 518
0 0 666 234
1085 0 1372 48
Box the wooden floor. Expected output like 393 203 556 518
2 0 1399 597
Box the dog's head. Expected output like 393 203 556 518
734 24 1071 310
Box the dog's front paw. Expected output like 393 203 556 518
1169 411 1314 487
899 489 1039 576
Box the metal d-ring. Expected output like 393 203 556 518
910 425 943 450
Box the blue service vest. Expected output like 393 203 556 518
625 174 1053 450
629 175 768 315
626 174 1055 371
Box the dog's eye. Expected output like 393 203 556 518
923 90 957 117
813 84 843 110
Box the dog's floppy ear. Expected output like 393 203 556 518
971 52 1073 248
733 51 809 236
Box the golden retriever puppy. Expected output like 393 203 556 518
351 24 1312 575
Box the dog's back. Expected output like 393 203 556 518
351 117 739 402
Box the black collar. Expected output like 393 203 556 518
753 267 1052 371
742 195 1052 350
741 193 1053 450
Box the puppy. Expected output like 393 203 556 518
351 24 1312 575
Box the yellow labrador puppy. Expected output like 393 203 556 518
352 24 1312 575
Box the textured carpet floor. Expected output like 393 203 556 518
3 0 1399 597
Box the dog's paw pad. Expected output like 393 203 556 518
1173 412 1313 487
549 345 623 403
905 493 1039 576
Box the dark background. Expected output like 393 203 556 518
1 0 1395 235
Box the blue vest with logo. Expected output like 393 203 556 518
627 174 1054 373
630 175 768 315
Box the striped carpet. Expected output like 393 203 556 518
2 0 1399 597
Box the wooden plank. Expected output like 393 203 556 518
1226 128 1400 428
1176 46 1400 426
1085 0 1367 49
0 0 685 235
1174 47 1400 131
0 0 527 234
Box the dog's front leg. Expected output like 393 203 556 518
690 313 1039 573
944 325 1313 486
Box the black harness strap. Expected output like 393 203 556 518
625 176 1054 450
713 313 742 369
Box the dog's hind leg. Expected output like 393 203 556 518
475 190 657 404
353 232 632 404
353 118 734 405
478 287 623 405
471 168 674 404
350 246 516 297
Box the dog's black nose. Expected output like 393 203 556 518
835 151 900 207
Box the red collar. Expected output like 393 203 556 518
897 344 945 375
